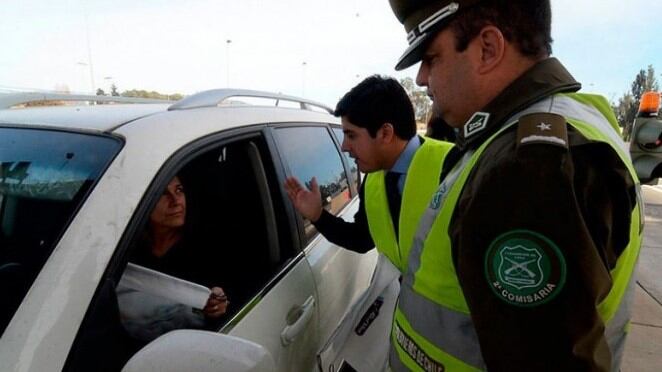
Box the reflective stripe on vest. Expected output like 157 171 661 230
390 94 642 372
365 138 453 272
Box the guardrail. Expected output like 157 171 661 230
0 92 171 109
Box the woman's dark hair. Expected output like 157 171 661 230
143 173 193 241
334 75 416 140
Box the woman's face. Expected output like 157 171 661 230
150 176 186 230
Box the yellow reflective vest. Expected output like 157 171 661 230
365 138 454 273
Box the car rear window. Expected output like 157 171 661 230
0 127 121 335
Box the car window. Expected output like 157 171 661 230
0 127 121 335
65 134 297 371
332 126 359 195
274 126 351 243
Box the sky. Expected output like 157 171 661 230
0 0 660 108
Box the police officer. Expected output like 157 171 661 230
284 75 453 273
386 1 642 371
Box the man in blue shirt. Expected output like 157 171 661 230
284 75 453 272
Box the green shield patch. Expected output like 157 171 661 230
484 230 566 307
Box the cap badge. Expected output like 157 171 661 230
406 2 459 45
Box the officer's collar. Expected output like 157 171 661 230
455 57 581 151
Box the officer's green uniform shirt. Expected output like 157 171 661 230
389 58 641 372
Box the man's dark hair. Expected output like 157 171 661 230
334 75 416 139
450 0 552 58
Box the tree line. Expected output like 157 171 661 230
96 84 184 101
612 65 659 135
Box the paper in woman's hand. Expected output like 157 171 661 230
119 263 211 309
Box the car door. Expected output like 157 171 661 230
216 133 321 371
270 124 378 353
62 130 320 372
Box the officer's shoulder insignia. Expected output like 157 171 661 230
516 112 568 149
464 112 490 138
484 230 567 307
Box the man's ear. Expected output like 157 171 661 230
474 25 505 75
377 123 395 143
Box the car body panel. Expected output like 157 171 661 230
303 199 378 343
228 256 320 371
0 140 146 371
0 93 381 372
0 104 170 132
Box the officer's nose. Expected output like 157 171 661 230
416 63 429 87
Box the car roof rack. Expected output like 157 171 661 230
167 88 333 114
0 92 171 109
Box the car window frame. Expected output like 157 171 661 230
329 124 359 198
65 123 312 369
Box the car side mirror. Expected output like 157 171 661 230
122 330 276 372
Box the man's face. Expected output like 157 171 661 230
340 117 384 173
416 28 477 128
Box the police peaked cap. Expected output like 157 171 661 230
389 0 482 70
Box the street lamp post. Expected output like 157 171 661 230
82 5 95 94
302 61 307 97
76 62 90 93
226 39 232 87
104 76 114 96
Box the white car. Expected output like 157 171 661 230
0 90 383 371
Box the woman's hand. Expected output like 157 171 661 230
203 287 229 318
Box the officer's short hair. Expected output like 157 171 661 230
450 1 552 58
334 75 416 140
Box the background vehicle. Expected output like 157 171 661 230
0 90 376 371
627 91 662 184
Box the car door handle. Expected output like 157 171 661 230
280 296 315 346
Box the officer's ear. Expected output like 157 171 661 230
473 25 506 75
377 122 395 144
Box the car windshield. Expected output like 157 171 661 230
0 127 121 335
